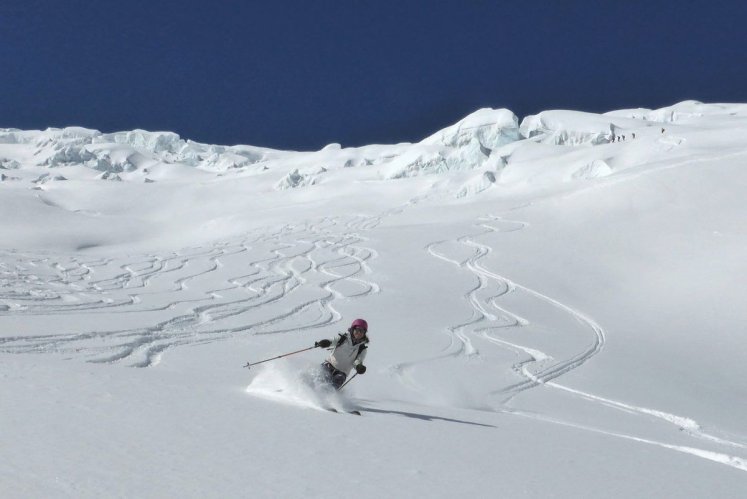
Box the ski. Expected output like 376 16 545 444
326 408 361 416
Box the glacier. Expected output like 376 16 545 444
1 101 747 498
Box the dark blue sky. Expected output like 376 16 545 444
2 1 746 150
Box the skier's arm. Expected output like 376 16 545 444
353 348 367 374
316 333 347 349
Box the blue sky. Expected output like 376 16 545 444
2 1 746 150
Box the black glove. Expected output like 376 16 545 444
355 364 366 375
315 339 331 348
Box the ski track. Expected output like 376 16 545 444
503 407 747 473
0 214 384 368
421 213 747 473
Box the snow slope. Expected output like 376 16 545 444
1 101 746 497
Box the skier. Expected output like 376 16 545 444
314 319 369 389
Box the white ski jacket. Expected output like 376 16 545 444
324 333 368 375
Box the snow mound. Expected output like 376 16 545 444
33 173 68 184
422 108 520 150
570 159 613 180
97 171 122 181
380 109 520 180
0 173 20 182
275 168 323 189
380 148 447 179
456 170 497 198
0 158 21 169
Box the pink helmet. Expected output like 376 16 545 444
350 318 368 332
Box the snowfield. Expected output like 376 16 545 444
1 101 746 497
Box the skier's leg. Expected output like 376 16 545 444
321 362 347 389
320 362 334 383
331 371 347 390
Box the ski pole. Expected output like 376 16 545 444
338 373 358 391
244 345 317 369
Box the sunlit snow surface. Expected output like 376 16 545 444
1 102 747 497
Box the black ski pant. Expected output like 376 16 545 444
321 361 347 390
